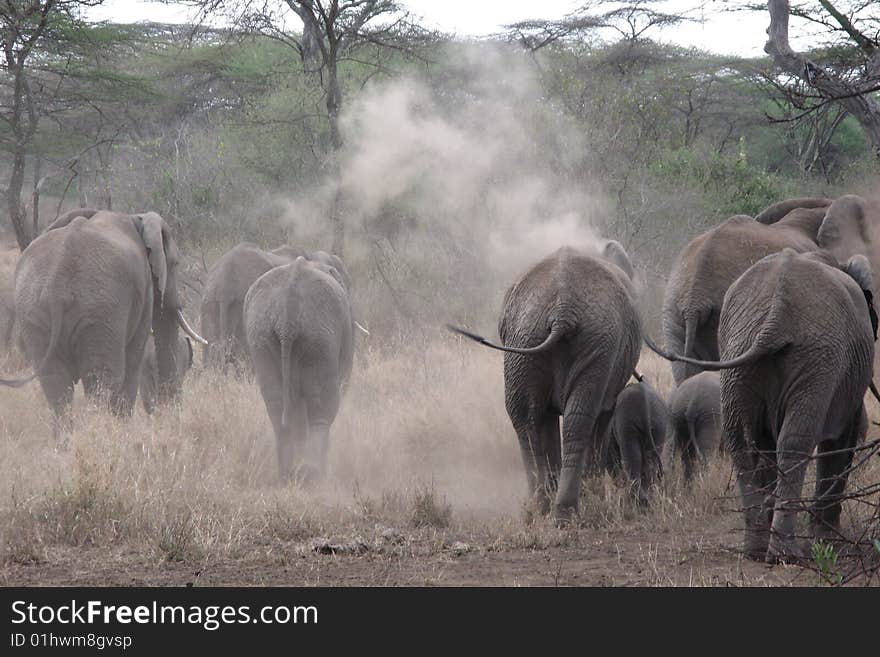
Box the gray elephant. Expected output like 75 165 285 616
200 243 353 373
448 244 641 524
603 379 668 506
139 334 193 415
244 256 353 483
667 371 721 482
647 249 876 563
0 275 15 356
662 204 828 385
1 208 206 433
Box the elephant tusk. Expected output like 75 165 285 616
176 309 209 346
354 321 370 336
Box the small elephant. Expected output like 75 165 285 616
244 256 353 483
139 334 193 415
667 371 721 482
604 379 668 506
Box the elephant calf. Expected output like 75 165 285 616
244 257 353 483
604 380 668 506
667 371 721 482
140 334 194 415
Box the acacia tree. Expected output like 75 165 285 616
191 0 436 254
760 0 880 157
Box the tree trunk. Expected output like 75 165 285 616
326 58 345 256
765 0 880 158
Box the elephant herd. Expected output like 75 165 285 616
2 195 879 566
0 209 358 485
452 193 880 564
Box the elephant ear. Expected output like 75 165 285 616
138 212 168 304
45 208 100 233
602 240 634 280
845 254 878 340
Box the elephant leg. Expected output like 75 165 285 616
556 387 611 524
514 421 544 512
766 420 817 564
729 420 776 560
300 364 341 485
810 408 864 541
252 345 298 482
536 411 562 513
117 326 149 418
37 368 74 443
616 428 646 506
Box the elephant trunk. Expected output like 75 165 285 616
154 306 182 404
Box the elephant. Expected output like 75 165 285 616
662 205 828 385
139 334 193 415
602 379 668 506
667 371 721 482
200 243 354 373
244 256 354 483
1 208 206 434
0 275 15 356
647 248 877 563
448 244 641 524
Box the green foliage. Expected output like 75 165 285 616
811 540 843 586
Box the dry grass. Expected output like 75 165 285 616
0 327 877 585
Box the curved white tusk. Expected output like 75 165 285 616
354 321 370 336
176 309 209 346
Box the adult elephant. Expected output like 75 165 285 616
448 243 641 524
200 243 354 373
244 256 354 482
662 205 827 385
647 249 877 563
1 209 206 433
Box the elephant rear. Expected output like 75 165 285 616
244 258 353 482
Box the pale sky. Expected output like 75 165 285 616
84 1 812 58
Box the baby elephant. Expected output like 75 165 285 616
244 257 353 483
604 380 668 505
140 334 193 414
667 371 721 481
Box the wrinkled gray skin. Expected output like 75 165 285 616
450 245 640 524
140 335 193 415
5 209 196 434
244 257 353 483
200 243 350 373
0 276 14 355
603 380 668 506
649 249 875 563
667 371 721 482
662 203 829 385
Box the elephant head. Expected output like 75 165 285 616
817 195 877 264
602 239 634 280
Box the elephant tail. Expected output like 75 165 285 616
642 332 773 371
446 323 565 355
0 295 66 388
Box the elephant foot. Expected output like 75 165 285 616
553 503 578 528
765 536 810 565
809 517 843 543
